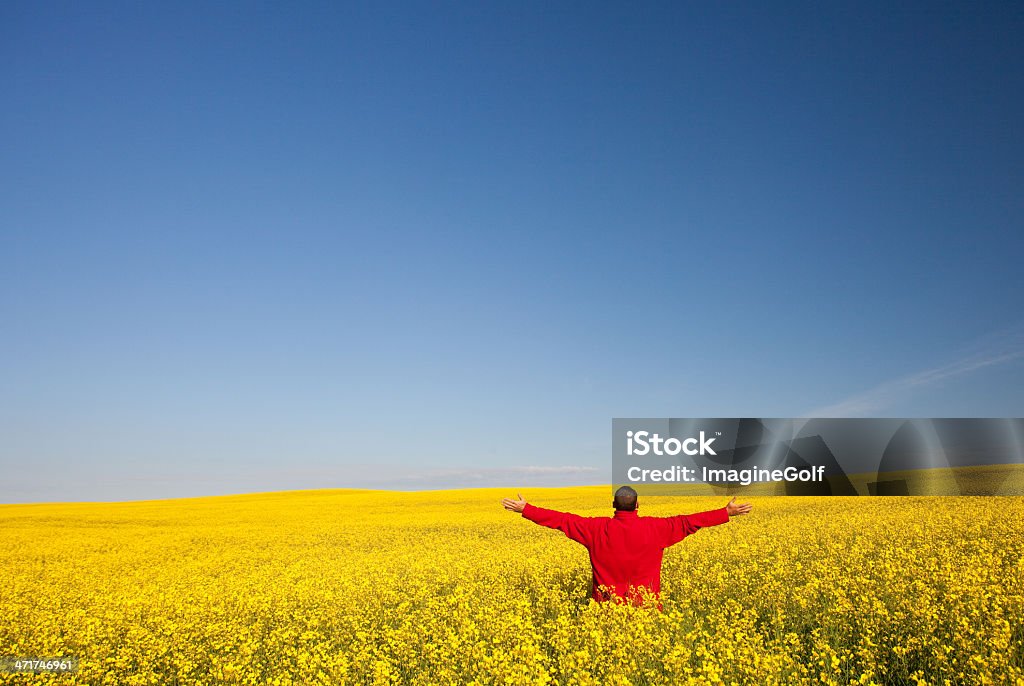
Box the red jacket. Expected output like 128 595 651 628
521 503 730 603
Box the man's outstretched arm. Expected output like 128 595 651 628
661 496 753 547
501 493 593 545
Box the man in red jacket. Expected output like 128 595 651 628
501 486 752 604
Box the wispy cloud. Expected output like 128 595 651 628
804 344 1024 418
386 465 603 489
136 464 602 485
404 465 600 476
1 464 606 504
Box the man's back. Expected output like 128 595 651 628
520 503 730 602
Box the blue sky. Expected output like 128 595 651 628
2 2 1022 502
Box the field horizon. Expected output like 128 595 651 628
4 462 1022 508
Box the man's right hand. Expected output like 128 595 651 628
502 493 527 513
726 496 753 517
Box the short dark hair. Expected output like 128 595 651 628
614 486 638 511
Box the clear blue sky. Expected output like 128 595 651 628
2 2 1022 502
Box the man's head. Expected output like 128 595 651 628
613 485 638 511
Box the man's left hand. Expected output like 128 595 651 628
502 493 527 513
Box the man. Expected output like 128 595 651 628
501 486 752 604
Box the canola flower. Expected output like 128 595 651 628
1 487 1022 685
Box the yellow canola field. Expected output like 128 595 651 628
1 487 1023 686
